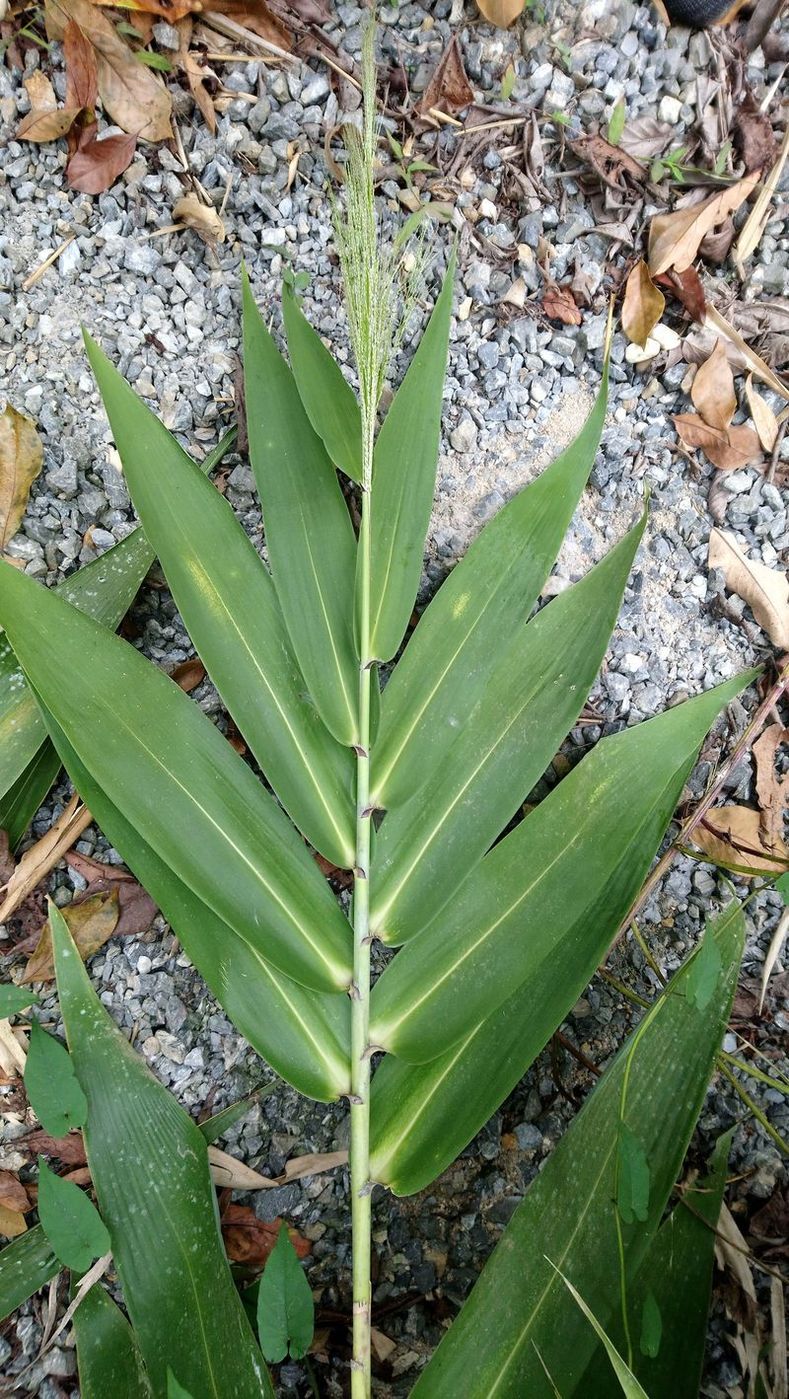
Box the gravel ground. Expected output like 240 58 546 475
1 0 788 1393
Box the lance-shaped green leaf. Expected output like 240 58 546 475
281 280 363 482
371 364 608 810
25 1020 88 1137
367 250 455 663
46 713 351 1102
51 905 273 1399
0 429 235 849
369 672 753 1190
84 336 355 870
243 268 359 747
370 514 646 949
73 1284 152 1399
0 984 39 1018
553 1267 649 1398
37 1158 111 1274
0 1226 59 1323
0 562 352 994
410 903 744 1398
579 1130 732 1397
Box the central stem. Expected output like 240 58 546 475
350 419 375 1398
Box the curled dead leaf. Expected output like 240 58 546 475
0 405 44 553
419 37 474 117
16 70 80 142
45 0 172 142
674 414 761 473
708 528 789 649
22 890 120 983
622 260 665 349
220 1204 309 1269
648 173 759 276
541 283 582 326
691 339 736 432
172 193 226 245
692 805 789 876
753 723 788 854
744 374 779 453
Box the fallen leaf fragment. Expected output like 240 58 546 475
66 122 137 194
753 724 788 854
654 265 706 322
208 1145 347 1191
170 657 207 692
0 1020 27 1076
733 92 777 175
648 173 759 275
474 0 524 25
759 907 788 1014
735 125 789 270
675 414 762 473
0 796 92 925
221 1204 310 1269
0 1171 31 1214
618 115 672 160
0 1203 27 1238
709 528 789 648
64 851 158 938
371 1328 397 1363
172 192 226 245
16 70 79 142
419 36 474 117
691 339 736 431
541 283 582 326
0 405 44 553
745 375 779 453
622 260 665 349
692 805 789 876
23 890 120 983
64 17 98 111
24 1129 87 1166
704 303 789 405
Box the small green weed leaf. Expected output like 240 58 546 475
198 1083 276 1145
257 1222 315 1363
0 1225 59 1323
37 1158 110 1274
617 1124 650 1224
73 1284 152 1399
0 984 39 1018
553 1265 649 1398
500 62 516 100
776 871 789 903
686 923 722 1010
24 1019 88 1137
639 1290 662 1359
282 280 363 482
607 97 626 145
166 1372 194 1399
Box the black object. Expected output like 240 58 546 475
663 0 734 24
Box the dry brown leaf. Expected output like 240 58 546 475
542 283 582 326
92 0 201 18
618 115 672 160
654 266 706 322
474 0 523 25
0 1020 27 1076
692 805 789 876
0 795 92 925
220 1204 309 1268
170 657 206 692
760 906 788 1014
709 528 789 648
64 15 98 111
769 1275 787 1399
24 1129 87 1166
0 405 44 554
16 70 80 142
206 0 292 46
45 0 172 141
735 125 789 269
691 339 736 431
371 1328 397 1363
22 890 120 983
733 92 777 175
208 1145 347 1191
0 1203 27 1239
419 37 474 117
622 260 665 349
172 193 226 245
745 374 779 453
753 723 788 853
0 1170 31 1214
716 1201 758 1329
64 851 158 938
648 173 759 276
66 122 137 194
674 414 761 473
176 20 217 134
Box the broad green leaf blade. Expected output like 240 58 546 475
553 1267 650 1398
367 250 456 663
370 513 646 955
369 672 754 1191
579 1130 732 1398
0 562 352 994
73 1284 152 1399
256 1221 315 1362
0 1225 59 1323
243 269 359 747
0 985 39 1017
0 741 61 850
37 1157 111 1273
45 713 351 1102
85 337 355 870
51 905 273 1399
372 363 609 810
410 904 745 1398
0 429 235 848
25 1021 88 1136
281 281 363 482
